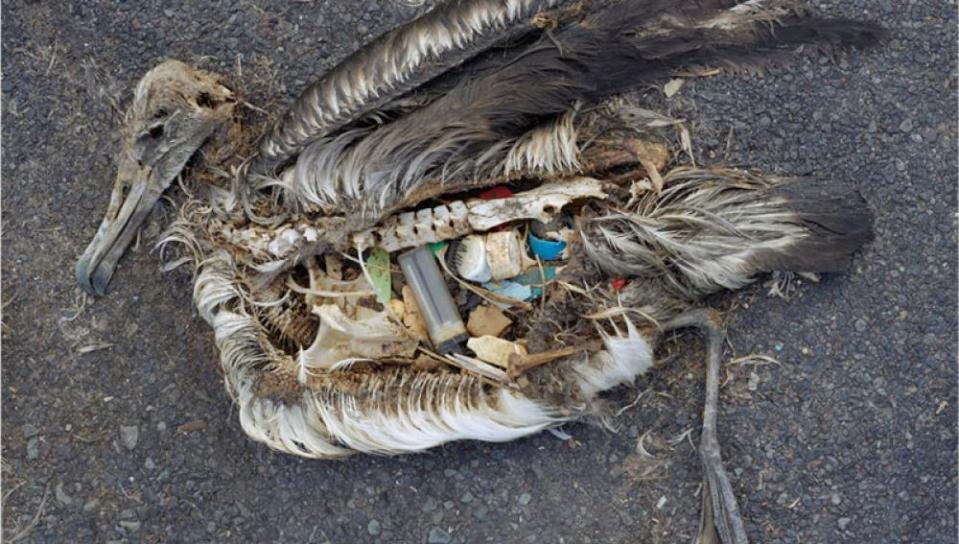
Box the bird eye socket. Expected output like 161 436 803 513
148 124 164 139
197 92 215 109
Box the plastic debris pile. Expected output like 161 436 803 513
307 182 591 385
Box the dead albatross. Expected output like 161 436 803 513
75 2 880 542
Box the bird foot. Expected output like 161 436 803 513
659 309 749 544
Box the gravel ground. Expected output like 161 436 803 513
2 1 956 543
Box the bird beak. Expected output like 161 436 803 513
73 59 236 296
76 158 169 296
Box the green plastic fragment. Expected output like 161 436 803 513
428 241 448 256
366 247 392 304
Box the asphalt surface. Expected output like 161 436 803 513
2 1 956 543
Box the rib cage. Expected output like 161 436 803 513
195 251 656 458
249 282 319 353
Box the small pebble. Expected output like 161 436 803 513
55 482 74 506
119 425 139 450
144 458 157 470
428 527 452 544
367 519 381 536
421 497 437 513
460 492 474 504
26 437 39 460
831 493 842 506
747 372 760 392
837 517 851 530
518 492 532 505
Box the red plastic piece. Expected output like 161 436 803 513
479 186 513 200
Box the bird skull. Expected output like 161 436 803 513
76 60 235 295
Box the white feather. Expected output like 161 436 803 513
572 319 654 397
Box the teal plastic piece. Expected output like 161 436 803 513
428 241 448 256
512 266 557 298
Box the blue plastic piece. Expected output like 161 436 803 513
483 280 534 308
527 232 566 261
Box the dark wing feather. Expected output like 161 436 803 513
293 0 881 228
255 0 576 172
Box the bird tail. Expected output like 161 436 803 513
581 167 874 304
742 178 875 274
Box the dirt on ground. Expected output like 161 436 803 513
2 1 957 543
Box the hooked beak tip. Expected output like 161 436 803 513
76 175 163 297
75 254 95 296
75 245 113 297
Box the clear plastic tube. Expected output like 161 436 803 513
398 246 467 353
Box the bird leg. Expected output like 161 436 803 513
658 309 749 544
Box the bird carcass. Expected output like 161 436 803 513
75 2 882 543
